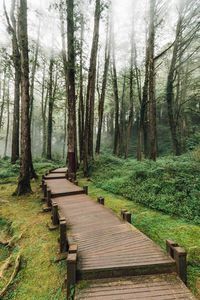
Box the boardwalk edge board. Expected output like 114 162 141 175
41 168 196 300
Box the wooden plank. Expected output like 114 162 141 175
50 167 67 173
44 173 66 180
75 275 196 300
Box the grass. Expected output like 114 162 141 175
77 171 200 299
0 159 67 300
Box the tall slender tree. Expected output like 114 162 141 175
78 14 85 162
86 0 101 158
148 0 157 161
4 0 21 164
125 27 134 159
95 18 111 155
47 57 54 160
67 0 77 180
15 0 32 195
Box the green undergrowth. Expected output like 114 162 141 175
0 157 65 184
77 175 200 298
0 159 67 299
86 151 200 224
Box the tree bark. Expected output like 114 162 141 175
95 21 110 155
60 2 68 160
87 0 101 158
119 76 126 157
78 14 84 162
41 65 48 158
125 32 134 159
47 58 54 160
0 68 6 131
4 82 10 157
67 0 76 178
29 22 40 122
112 50 120 156
15 0 32 195
4 0 21 164
166 11 183 156
148 0 157 161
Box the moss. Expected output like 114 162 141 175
0 160 67 300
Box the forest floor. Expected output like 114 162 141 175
0 155 199 299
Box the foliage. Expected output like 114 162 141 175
0 158 65 183
86 152 200 224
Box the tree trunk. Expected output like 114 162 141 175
29 22 40 122
125 32 134 159
166 12 183 156
112 50 120 156
67 0 76 179
137 34 150 161
4 0 21 164
87 0 101 158
41 66 48 158
119 76 126 157
4 83 10 157
95 21 110 155
60 3 68 160
148 0 157 161
0 69 6 131
78 14 84 162
15 0 32 195
47 58 54 160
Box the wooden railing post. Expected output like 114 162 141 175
174 247 187 284
97 197 104 205
166 239 187 284
67 253 77 299
124 212 131 223
44 183 47 197
100 197 104 205
60 219 67 253
52 203 59 225
166 239 178 258
47 189 51 207
83 185 88 195
121 209 127 219
74 181 78 186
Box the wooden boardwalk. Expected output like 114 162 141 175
55 194 175 279
43 168 196 299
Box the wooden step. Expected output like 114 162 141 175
75 274 196 300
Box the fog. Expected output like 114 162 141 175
0 0 192 157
